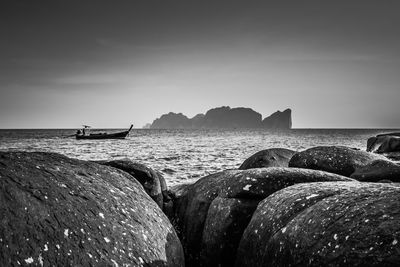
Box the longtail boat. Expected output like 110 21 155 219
75 125 133 140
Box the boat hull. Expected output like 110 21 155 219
75 125 133 140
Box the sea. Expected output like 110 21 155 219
0 128 397 186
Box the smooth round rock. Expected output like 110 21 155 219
236 182 400 267
239 148 296 170
176 167 352 266
350 159 400 182
0 152 184 266
367 135 400 153
99 159 166 209
289 146 387 177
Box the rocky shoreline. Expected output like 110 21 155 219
1 133 400 266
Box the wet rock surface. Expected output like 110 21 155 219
350 159 400 182
239 148 296 170
98 159 168 209
0 152 184 266
176 167 352 266
236 182 400 267
289 146 387 177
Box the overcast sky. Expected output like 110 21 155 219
1 0 399 128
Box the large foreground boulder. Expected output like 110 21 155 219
289 146 387 177
176 168 352 266
0 152 184 266
239 148 296 170
98 159 169 210
237 182 400 266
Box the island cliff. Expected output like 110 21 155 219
149 106 292 129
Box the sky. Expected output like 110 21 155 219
1 0 399 129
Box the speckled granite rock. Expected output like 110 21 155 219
236 182 400 266
289 146 387 177
350 159 400 182
175 168 353 266
0 152 184 266
239 148 296 170
98 159 169 210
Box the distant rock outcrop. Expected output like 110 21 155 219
142 123 152 129
199 106 262 128
150 106 291 129
261 108 292 129
151 112 191 129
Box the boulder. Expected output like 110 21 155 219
176 168 353 266
98 159 167 209
367 135 400 153
350 159 400 182
236 182 400 266
0 152 184 266
289 146 387 177
239 148 296 170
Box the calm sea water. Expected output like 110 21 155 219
0 128 397 186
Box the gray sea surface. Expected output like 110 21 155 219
0 128 397 186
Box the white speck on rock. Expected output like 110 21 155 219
334 234 338 240
243 184 251 191
38 254 43 267
104 237 111 243
99 213 105 219
111 259 119 267
393 239 398 245
56 244 60 249
282 227 287 233
25 257 34 264
64 229 69 238
305 194 319 200
44 244 48 251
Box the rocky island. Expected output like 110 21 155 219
149 106 292 129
